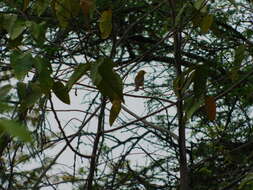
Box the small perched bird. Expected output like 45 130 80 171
134 70 146 91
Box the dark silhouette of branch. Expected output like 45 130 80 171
170 0 190 189
85 98 106 189
49 98 92 159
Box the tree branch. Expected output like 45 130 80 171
85 97 106 189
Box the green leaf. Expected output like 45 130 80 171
54 0 80 28
67 63 91 91
201 14 213 34
0 119 32 142
239 173 253 189
173 73 185 97
34 0 49 16
173 68 194 97
194 0 205 10
0 85 12 98
0 102 13 113
99 10 112 39
184 97 203 121
199 167 212 175
17 82 27 101
10 20 27 40
54 0 69 28
173 75 184 96
181 70 195 95
193 65 207 98
30 21 47 44
2 14 27 40
20 83 43 111
234 45 245 65
7 35 23 49
109 99 121 126
91 59 103 85
229 45 246 81
67 0 80 15
35 57 53 94
10 51 35 80
0 85 13 113
229 68 239 81
39 68 53 94
52 81 70 104
91 58 124 103
175 3 188 25
34 56 52 73
2 14 17 35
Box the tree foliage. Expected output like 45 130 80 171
0 0 253 189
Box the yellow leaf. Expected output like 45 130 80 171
109 99 121 126
99 10 112 39
205 96 216 121
201 14 213 34
61 175 75 181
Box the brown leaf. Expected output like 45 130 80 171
80 0 93 17
205 96 216 121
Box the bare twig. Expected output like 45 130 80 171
121 105 179 141
85 98 106 189
49 98 91 159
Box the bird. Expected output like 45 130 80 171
134 70 146 91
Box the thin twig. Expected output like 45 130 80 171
121 105 179 141
49 98 91 159
85 98 106 189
